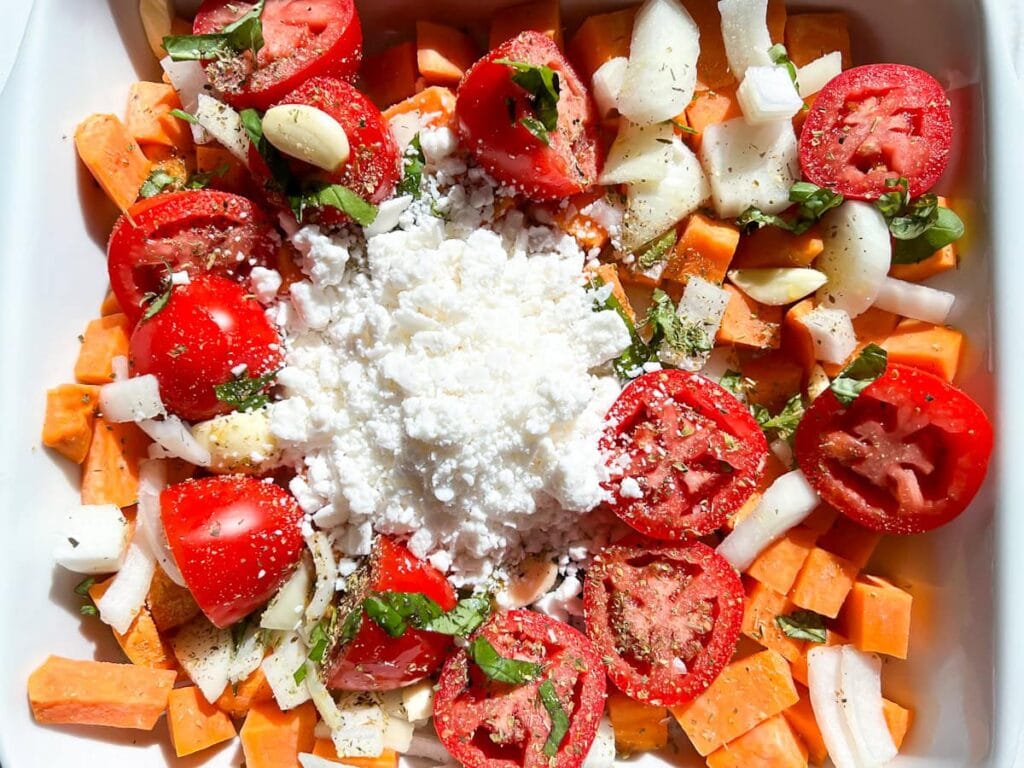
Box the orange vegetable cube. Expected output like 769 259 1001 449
168 686 237 757
89 578 177 672
883 699 913 750
240 700 317 768
790 548 859 619
147 567 201 632
80 417 150 508
312 741 400 767
125 81 192 150
607 690 669 753
74 313 132 384
195 144 249 194
785 13 852 68
416 21 477 85
587 262 636 323
782 299 818 374
881 319 963 383
100 290 122 316
679 0 732 92
664 212 740 286
747 526 819 595
767 0 788 44
816 517 881 569
75 114 153 212
42 383 101 464
143 143 191 187
382 86 457 128
216 667 274 719
890 243 958 282
733 226 824 269
362 42 419 109
783 685 828 765
741 351 805 411
742 581 807 663
801 506 840 536
568 8 636 82
705 714 807 768
490 0 562 49
717 284 782 349
684 87 742 151
839 575 913 659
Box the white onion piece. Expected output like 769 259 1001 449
600 121 676 185
592 57 628 119
53 504 129 575
136 459 186 586
96 539 155 634
660 277 731 370
807 646 862 768
111 354 129 382
388 111 424 152
406 732 454 763
737 66 803 124
333 692 387 757
195 93 250 164
617 0 700 125
796 51 843 97
160 56 210 143
262 555 313 631
729 268 827 306
808 363 832 400
717 470 820 570
701 346 740 386
138 415 212 467
815 202 892 318
306 665 343 731
800 306 858 365
718 0 773 78
770 437 794 468
873 276 955 325
172 616 233 703
305 531 338 624
262 632 313 710
402 680 436 725
100 375 165 423
299 755 341 768
582 717 616 768
841 646 898 766
229 623 267 684
383 716 415 753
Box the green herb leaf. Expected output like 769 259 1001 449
363 592 491 639
420 595 491 637
587 276 657 380
830 343 887 405
169 108 199 125
776 610 828 643
163 0 265 61
647 289 712 360
293 661 309 685
140 284 172 322
139 169 180 198
637 230 678 271
670 118 698 135
754 393 805 442
75 577 99 617
892 206 964 264
495 58 561 139
397 134 426 198
74 576 96 597
80 604 100 617
214 370 278 412
186 163 230 190
468 636 543 684
874 177 910 219
768 44 799 91
738 182 843 236
288 184 378 227
719 370 751 399
519 116 551 145
538 680 570 757
241 108 295 194
307 622 331 663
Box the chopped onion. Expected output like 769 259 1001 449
617 0 700 125
582 717 616 768
228 623 267 684
406 732 454 763
737 66 803 124
171 616 233 703
100 375 165 423
305 532 338 624
401 680 436 725
800 306 857 365
53 504 129 575
388 112 423 151
807 646 861 768
600 121 676 185
194 93 250 164
383 716 415 753
136 459 186 586
796 51 843 97
138 415 212 467
332 692 387 757
263 632 313 710
160 56 210 143
770 437 794 468
807 363 832 400
96 539 155 634
660 277 731 370
592 57 628 118
299 755 341 768
111 355 129 381
815 202 892 318
841 646 898 765
873 276 955 325
306 664 343 731
717 470 820 570
728 267 827 306
718 0 773 78
262 555 313 631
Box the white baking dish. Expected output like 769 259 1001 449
0 0 1021 765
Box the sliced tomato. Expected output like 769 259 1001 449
798 64 953 199
248 76 400 226
325 537 457 691
434 610 606 768
193 0 362 110
583 542 742 707
795 363 993 534
456 31 601 201
601 370 768 540
161 475 305 628
107 190 279 324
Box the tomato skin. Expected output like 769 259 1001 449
795 364 993 534
326 538 456 691
583 542 743 707
434 610 606 768
798 64 953 200
248 76 400 226
129 274 283 422
193 0 363 111
456 31 601 201
107 190 279 324
161 475 305 628
601 370 768 540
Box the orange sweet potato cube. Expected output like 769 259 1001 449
816 517 882 569
743 581 807 663
747 526 819 595
790 548 859 619
705 714 808 768
839 575 913 659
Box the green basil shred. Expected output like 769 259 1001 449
830 344 888 405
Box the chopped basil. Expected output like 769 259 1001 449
874 177 965 264
874 177 909 219
169 108 199 125
74 576 96 597
186 163 230 190
753 393 805 442
495 58 561 143
768 44 799 91
775 610 827 643
288 184 378 227
163 0 265 61
830 344 887 405
397 134 425 198
636 230 678 271
670 118 698 135
140 279 173 323
292 661 309 685
80 604 100 617
214 370 278 412
363 591 491 639
74 577 99 617
139 169 180 198
647 289 712 360
892 206 964 264
421 595 491 637
467 636 543 684
519 116 552 145
737 182 844 236
538 680 570 757
306 621 331 664
720 370 752 399
240 108 293 191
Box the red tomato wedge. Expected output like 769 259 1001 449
795 364 993 534
129 274 283 422
456 31 601 201
193 0 363 110
798 64 954 200
601 370 768 540
434 610 606 768
107 190 279 325
583 543 743 707
161 475 305 628
326 537 457 691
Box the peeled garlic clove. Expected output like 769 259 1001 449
728 267 828 306
262 104 351 172
497 556 559 609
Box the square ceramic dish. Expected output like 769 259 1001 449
0 0 1021 766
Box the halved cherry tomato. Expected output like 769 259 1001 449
193 0 363 110
601 370 768 540
434 610 606 768
325 537 456 691
129 274 283 422
161 475 305 628
107 190 279 324
795 363 993 534
798 64 953 200
583 542 743 707
248 76 400 227
456 31 601 201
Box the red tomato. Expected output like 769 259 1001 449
798 64 953 200
326 537 457 691
601 370 768 540
193 0 362 110
795 364 993 534
108 190 279 324
248 76 400 226
434 610 606 768
161 475 305 628
129 274 283 422
583 542 743 707
456 31 601 201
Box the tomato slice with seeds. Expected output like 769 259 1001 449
434 610 606 768
798 63 953 200
583 543 743 707
601 370 768 540
794 363 993 534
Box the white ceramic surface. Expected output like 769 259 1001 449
0 1 1021 766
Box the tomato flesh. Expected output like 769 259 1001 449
161 475 305 628
795 364 993 534
434 610 606 768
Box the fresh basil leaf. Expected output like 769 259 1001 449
241 107 296 195
140 285 172 322
775 610 827 643
74 576 96 597
830 344 887 405
768 43 799 90
214 370 278 412
292 660 309 685
139 169 180 198
420 595 491 637
888 194 939 240
169 108 199 125
80 604 100 616
637 230 678 271
220 0 265 58
163 0 264 61
538 680 570 757
647 289 712 359
186 163 230 190
288 184 378 227
468 636 543 684
737 206 793 234
519 116 551 145
75 577 99 617
495 58 561 135
874 177 910 219
719 370 751 399
307 621 331 664
755 393 805 442
790 182 844 222
892 206 964 264
397 134 426 198
364 592 446 638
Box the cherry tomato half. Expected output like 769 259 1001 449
795 363 993 534
161 475 305 628
583 542 743 707
434 610 606 768
193 0 363 110
601 370 768 540
325 537 456 691
107 191 279 325
798 64 954 200
456 31 601 201
129 274 283 422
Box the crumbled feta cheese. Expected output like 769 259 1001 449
250 266 283 302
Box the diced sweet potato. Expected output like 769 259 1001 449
147 567 201 632
782 299 817 374
125 81 192 150
80 418 150 508
839 575 913 659
311 742 400 767
684 86 742 151
733 226 824 269
789 548 859 619
783 685 828 765
747 526 819 595
568 8 636 82
705 714 807 768
890 243 958 282
789 630 846 687
75 114 153 212
742 581 807 663
490 0 562 49
821 307 900 377
587 262 636 323
741 351 805 411
168 685 237 757
382 86 457 128
195 144 249 194
784 12 852 68
240 700 317 768
42 384 101 464
881 319 963 383
416 21 477 85
74 314 132 384
89 578 177 672
816 517 881 569
664 213 740 287
100 290 122 316
362 42 419 109
717 285 782 349
216 667 274 719
883 699 913 750
607 690 669 753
